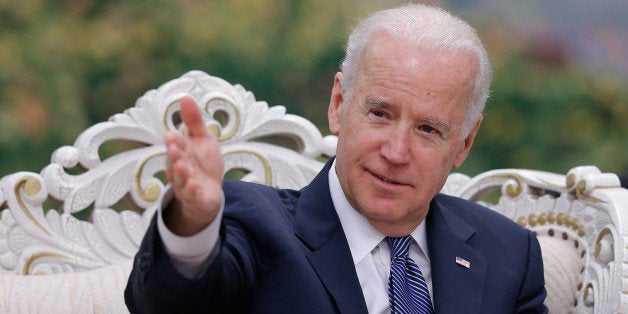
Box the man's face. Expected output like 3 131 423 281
328 33 482 236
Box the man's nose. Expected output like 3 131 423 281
380 127 411 164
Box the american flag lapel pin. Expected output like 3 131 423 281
456 256 471 269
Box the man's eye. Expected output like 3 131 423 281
371 110 386 118
420 125 436 133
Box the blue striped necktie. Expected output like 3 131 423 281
387 236 434 314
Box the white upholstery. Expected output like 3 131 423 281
443 168 627 313
0 71 625 313
0 262 131 313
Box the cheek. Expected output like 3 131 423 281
353 132 386 156
338 121 372 150
338 134 367 159
410 146 456 175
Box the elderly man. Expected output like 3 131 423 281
126 4 547 313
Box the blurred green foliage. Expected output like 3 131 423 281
0 0 626 178
465 52 628 174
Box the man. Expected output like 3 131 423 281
126 4 547 313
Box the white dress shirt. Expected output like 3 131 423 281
158 161 433 312
328 160 433 313
157 188 222 278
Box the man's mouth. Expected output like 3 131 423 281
371 171 404 185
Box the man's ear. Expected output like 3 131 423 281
453 115 482 169
328 72 344 134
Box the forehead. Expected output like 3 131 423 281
359 32 478 90
350 33 478 132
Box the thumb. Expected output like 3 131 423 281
180 95 207 138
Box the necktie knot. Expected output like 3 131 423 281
387 236 412 258
386 235 433 314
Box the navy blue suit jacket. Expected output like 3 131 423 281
125 159 547 313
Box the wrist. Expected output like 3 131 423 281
163 199 217 237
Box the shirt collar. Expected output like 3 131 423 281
328 160 430 265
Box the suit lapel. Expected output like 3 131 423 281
294 159 368 314
427 195 487 314
293 160 489 313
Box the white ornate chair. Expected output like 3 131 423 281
0 71 626 313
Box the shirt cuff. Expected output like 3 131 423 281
157 187 224 279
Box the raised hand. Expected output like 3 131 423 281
163 95 225 236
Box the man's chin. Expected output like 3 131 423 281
359 206 407 223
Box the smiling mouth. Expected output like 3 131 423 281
371 171 404 186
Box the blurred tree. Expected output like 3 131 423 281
0 0 382 175
459 26 628 176
0 0 626 179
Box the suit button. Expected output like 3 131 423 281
139 253 152 272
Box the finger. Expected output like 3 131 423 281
165 132 189 156
167 131 202 170
165 130 182 146
171 156 193 195
165 137 188 186
166 151 183 186
179 96 208 139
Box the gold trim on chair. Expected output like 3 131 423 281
223 150 273 186
205 96 241 142
15 176 51 236
22 251 68 275
134 153 165 203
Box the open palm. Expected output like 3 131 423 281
164 96 224 236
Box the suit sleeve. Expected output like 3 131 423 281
125 191 268 313
157 189 224 279
125 214 215 313
514 230 548 314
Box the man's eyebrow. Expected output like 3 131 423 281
422 118 450 132
364 97 391 108
365 97 451 132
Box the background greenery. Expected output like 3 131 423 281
1 0 626 179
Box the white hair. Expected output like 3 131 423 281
340 4 492 137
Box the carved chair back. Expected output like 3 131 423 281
0 71 625 313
